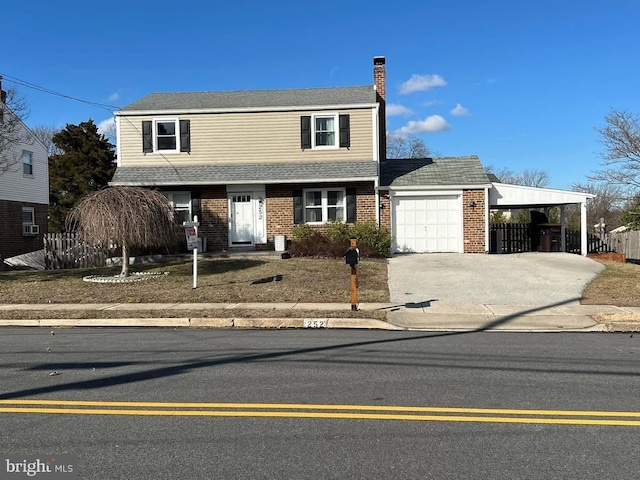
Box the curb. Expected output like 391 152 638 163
0 317 404 331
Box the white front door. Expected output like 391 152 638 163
230 193 254 245
394 195 461 253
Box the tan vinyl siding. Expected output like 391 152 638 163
118 107 374 166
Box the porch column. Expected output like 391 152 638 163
560 205 566 252
580 201 588 256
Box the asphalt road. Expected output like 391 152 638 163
1 328 640 479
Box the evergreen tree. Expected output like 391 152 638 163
49 120 116 232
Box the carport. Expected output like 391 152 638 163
489 183 595 256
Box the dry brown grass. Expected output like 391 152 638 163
0 257 389 306
581 260 640 307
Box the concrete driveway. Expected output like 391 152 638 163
387 252 605 306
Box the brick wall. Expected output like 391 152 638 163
199 186 228 251
266 182 377 248
462 190 486 253
378 191 391 230
0 199 48 260
196 182 378 251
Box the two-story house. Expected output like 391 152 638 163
111 58 388 252
0 77 49 263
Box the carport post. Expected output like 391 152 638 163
560 206 566 252
581 201 588 256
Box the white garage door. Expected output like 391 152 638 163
394 195 461 253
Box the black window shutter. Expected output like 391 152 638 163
180 120 191 152
300 116 311 149
142 121 153 152
339 114 350 148
346 188 356 223
293 189 303 224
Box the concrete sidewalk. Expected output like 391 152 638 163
1 302 639 332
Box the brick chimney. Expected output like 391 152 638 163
0 75 6 104
373 56 386 161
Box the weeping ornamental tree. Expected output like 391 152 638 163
67 187 178 277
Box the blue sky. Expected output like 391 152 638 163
2 0 639 190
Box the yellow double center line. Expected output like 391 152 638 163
1 400 639 426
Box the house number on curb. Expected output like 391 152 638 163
304 319 328 328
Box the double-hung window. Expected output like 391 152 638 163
164 192 192 224
155 120 177 151
300 113 350 150
313 114 337 148
304 188 345 223
142 119 191 153
22 151 33 175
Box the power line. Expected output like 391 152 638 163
0 73 121 112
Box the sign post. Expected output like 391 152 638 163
183 216 200 289
344 238 359 311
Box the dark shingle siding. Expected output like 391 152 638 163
380 156 491 187
119 86 377 112
110 161 378 186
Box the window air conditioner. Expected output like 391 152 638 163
23 224 39 235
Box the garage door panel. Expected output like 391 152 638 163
394 195 461 253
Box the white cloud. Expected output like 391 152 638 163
97 117 116 136
423 100 442 107
108 92 120 102
400 74 447 94
450 103 471 117
386 103 413 116
394 115 451 135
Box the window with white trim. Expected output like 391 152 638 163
142 119 191 154
22 207 35 225
312 114 338 149
164 192 192 224
155 119 178 152
304 188 345 223
22 151 33 175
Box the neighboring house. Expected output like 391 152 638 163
111 57 593 256
0 77 49 262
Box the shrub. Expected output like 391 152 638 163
289 221 391 259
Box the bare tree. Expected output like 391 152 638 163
569 182 625 231
485 166 551 187
0 84 31 174
590 108 640 197
31 125 63 156
386 134 431 159
67 187 179 277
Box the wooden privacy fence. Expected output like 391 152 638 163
597 231 640 260
43 233 109 270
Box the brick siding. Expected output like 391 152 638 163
462 190 486 253
195 182 377 252
0 200 48 261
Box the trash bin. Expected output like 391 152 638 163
539 224 562 252
274 235 286 252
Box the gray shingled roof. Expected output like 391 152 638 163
110 161 378 186
380 156 491 187
119 86 377 112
